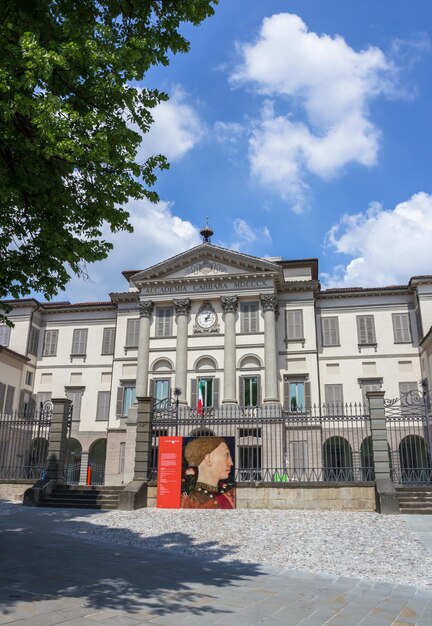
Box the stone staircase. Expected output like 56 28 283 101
40 485 123 510
396 487 432 514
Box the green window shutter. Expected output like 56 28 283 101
96 391 110 421
102 328 115 354
126 319 139 347
5 385 15 413
213 378 220 408
191 378 197 408
304 381 311 411
256 375 261 406
116 387 124 417
239 377 244 405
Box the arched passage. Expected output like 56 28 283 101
323 436 354 482
399 435 431 484
65 438 82 484
27 437 49 479
88 438 107 486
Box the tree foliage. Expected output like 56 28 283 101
0 0 217 320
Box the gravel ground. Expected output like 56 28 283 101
1 502 431 589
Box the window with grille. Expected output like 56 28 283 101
125 319 140 347
43 330 58 356
0 325 11 346
325 384 344 412
321 317 340 346
357 316 376 345
96 391 111 421
71 329 88 356
240 302 259 333
155 307 174 337
101 327 115 355
28 326 40 356
392 313 412 343
286 310 304 341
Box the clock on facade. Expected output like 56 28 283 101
196 306 217 329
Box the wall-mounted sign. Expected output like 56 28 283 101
143 278 272 296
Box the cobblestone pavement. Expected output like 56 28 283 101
0 506 431 626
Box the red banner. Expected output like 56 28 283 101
156 436 183 508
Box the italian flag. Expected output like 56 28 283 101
197 380 205 415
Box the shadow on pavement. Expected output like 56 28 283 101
0 501 263 620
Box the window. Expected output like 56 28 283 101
65 388 84 422
286 310 304 341
71 329 88 356
284 377 311 413
4 385 15 413
392 313 412 343
357 316 376 345
0 382 7 412
153 379 170 403
240 376 260 407
191 377 220 409
116 384 136 417
239 446 262 481
321 317 340 346
399 382 418 412
125 319 139 347
101 328 115 355
155 307 174 337
289 441 308 479
96 391 111 421
28 326 40 356
240 302 259 333
25 371 33 386
43 330 58 356
360 379 382 407
0 325 11 347
325 384 344 412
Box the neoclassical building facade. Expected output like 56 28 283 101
1 237 432 484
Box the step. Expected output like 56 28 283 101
40 502 117 510
399 508 432 515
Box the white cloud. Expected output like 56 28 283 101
135 86 205 163
61 199 201 302
230 218 272 251
213 121 245 144
231 13 393 209
322 192 432 288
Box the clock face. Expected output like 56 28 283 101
197 308 217 329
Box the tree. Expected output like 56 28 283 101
0 0 217 322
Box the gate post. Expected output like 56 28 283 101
118 396 153 510
368 391 399 514
45 398 72 482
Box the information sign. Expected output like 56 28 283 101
156 436 183 508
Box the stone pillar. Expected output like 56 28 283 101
174 298 191 403
118 397 153 510
368 391 399 514
260 293 279 403
136 301 153 397
221 296 238 404
78 451 89 486
45 398 72 482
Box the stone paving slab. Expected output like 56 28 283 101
0 507 431 625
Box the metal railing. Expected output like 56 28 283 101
0 408 51 480
385 391 432 486
150 402 373 484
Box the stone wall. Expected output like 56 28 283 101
146 483 376 511
0 481 35 502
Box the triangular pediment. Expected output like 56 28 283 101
130 243 283 286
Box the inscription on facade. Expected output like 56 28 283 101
184 261 227 276
143 279 271 295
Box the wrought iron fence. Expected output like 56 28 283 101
64 460 81 485
150 401 372 484
385 390 432 486
0 404 52 480
88 461 105 486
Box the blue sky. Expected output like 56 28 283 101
62 0 432 302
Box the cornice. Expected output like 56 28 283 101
109 291 140 304
318 285 411 299
0 345 30 363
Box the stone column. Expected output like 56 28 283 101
78 451 89 486
46 398 72 481
260 293 279 403
368 390 399 514
221 295 238 404
174 298 191 403
136 301 153 398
